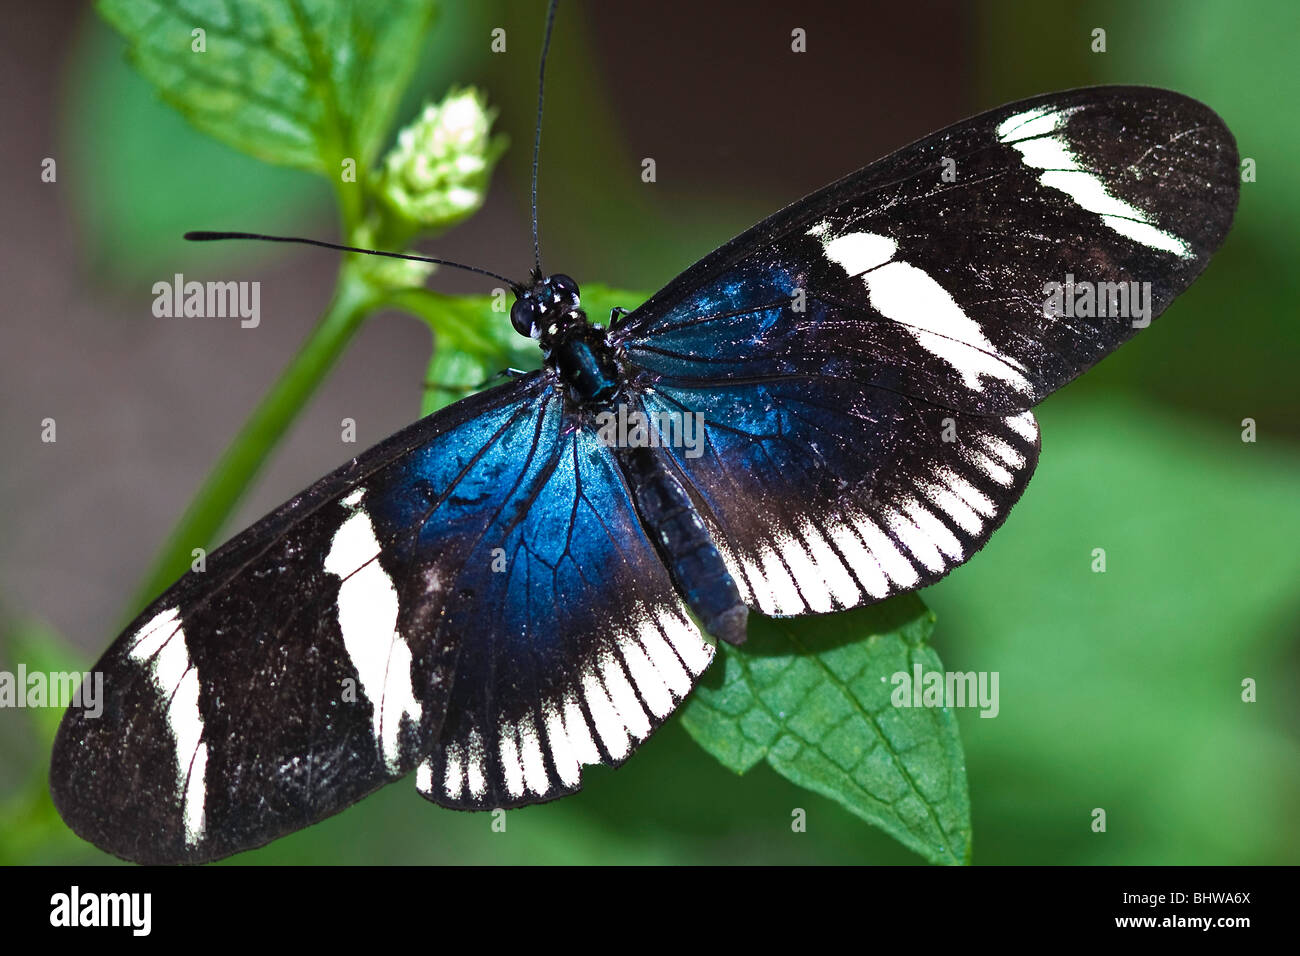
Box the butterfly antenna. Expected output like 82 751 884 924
530 0 560 280
184 231 522 290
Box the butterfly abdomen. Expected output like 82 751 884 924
616 441 747 645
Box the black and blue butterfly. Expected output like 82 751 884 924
50 7 1238 864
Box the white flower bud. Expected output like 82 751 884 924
378 88 506 230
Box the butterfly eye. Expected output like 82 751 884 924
510 297 540 337
549 273 580 305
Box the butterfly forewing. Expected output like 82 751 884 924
50 378 541 862
615 87 1239 415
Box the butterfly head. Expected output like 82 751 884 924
511 273 583 343
514 273 625 405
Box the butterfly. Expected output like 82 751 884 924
49 9 1238 864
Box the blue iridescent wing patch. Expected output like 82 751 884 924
406 412 713 810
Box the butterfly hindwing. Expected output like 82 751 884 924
410 413 713 810
615 86 1239 415
641 378 1040 615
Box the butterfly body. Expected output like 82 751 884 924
552 325 623 404
517 272 751 644
614 438 749 646
51 84 1238 864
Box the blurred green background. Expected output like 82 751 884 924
1 0 1296 864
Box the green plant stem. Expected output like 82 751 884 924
125 263 380 622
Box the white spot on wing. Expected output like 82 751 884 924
182 739 207 845
818 231 897 275
1006 411 1039 442
599 649 651 740
969 450 1014 487
901 497 964 561
635 621 692 697
128 605 183 659
818 230 1032 394
774 530 834 613
544 701 582 788
127 607 206 846
918 477 984 536
798 519 862 607
741 556 778 615
998 107 1067 141
854 515 921 588
466 729 487 799
618 630 674 718
936 466 996 518
582 670 631 760
517 713 550 796
982 435 1025 469
828 521 890 598
499 728 524 798
659 610 713 676
869 262 1033 393
760 544 807 614
416 759 434 795
997 106 1193 258
562 692 602 765
324 502 423 774
883 507 945 574
441 742 465 799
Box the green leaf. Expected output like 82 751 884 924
681 595 972 865
399 289 533 418
96 0 438 175
66 16 331 280
422 347 496 416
